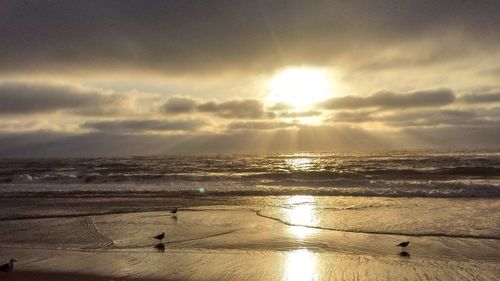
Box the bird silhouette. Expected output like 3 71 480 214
154 243 165 252
399 251 410 257
397 241 410 250
154 232 165 242
0 259 17 272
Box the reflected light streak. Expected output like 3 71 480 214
285 195 317 239
285 249 317 281
286 157 314 171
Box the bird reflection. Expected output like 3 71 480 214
399 251 410 257
154 243 165 252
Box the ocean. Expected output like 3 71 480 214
1 152 499 280
1 151 499 198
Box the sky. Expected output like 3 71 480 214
1 0 499 156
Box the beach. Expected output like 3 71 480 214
1 195 499 281
1 153 499 280
2 0 500 278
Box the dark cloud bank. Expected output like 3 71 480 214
1 125 499 157
1 82 500 156
1 0 499 75
326 89 500 127
162 97 274 119
82 119 206 133
322 89 455 110
1 0 500 156
0 82 130 116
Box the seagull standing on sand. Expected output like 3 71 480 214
397 241 410 250
154 232 165 242
0 259 17 272
170 208 178 217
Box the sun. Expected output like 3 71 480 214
267 67 332 108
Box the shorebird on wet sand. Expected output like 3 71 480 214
397 241 410 250
0 259 17 272
154 232 165 242
170 208 178 217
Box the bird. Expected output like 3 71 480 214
154 232 165 242
0 259 17 272
170 208 178 217
397 241 410 250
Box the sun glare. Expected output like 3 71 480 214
285 195 317 239
267 67 332 108
285 249 317 281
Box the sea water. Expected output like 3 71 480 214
0 152 499 255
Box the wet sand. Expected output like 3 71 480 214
1 197 499 280
4 271 153 281
3 245 499 281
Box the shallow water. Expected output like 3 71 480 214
1 196 499 240
1 196 499 257
1 152 499 280
0 195 499 280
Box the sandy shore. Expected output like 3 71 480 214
1 196 499 280
4 271 154 281
2 247 499 281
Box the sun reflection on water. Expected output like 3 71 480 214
285 195 317 239
286 157 314 171
285 249 316 281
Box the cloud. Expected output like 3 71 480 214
162 97 197 114
1 124 499 157
0 119 77 133
322 88 455 110
162 97 274 119
198 99 274 119
269 103 294 111
331 108 500 128
0 1 498 76
378 109 480 127
82 119 206 133
0 1 499 155
227 121 296 131
331 110 376 123
279 110 322 118
460 92 500 104
402 125 500 149
0 81 133 116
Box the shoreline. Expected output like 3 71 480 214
2 247 499 281
3 271 162 281
1 196 498 280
